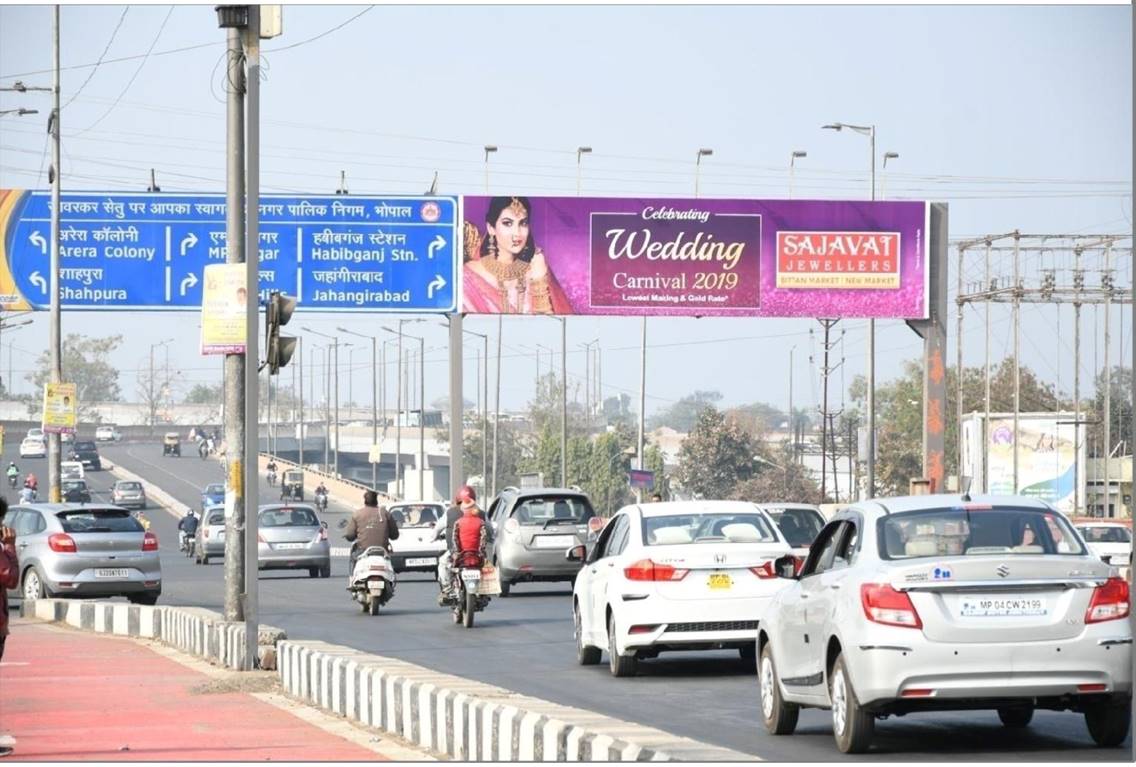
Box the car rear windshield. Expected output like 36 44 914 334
74 442 97 451
1078 526 1132 544
207 511 225 526
259 507 319 527
511 496 595 526
769 508 825 547
57 509 143 534
205 484 224 494
642 512 778 545
878 507 1086 559
63 480 86 491
117 482 142 492
390 505 442 527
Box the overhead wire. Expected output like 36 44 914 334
60 7 129 111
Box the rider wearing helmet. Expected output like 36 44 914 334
177 509 199 549
6 462 18 480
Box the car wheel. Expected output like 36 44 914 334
1085 699 1131 747
500 580 511 597
575 602 601 665
308 567 319 578
201 554 209 565
128 592 160 606
829 653 874 754
607 613 637 677
320 563 331 578
759 642 799 735
22 567 48 600
997 706 1034 728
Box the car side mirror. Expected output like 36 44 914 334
775 554 798 579
565 544 586 562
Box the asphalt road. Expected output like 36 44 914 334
2 439 1130 760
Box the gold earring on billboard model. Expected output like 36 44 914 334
487 234 498 259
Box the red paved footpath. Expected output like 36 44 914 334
0 619 385 761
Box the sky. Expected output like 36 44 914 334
0 2 1131 422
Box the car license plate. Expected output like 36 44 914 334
959 596 1048 617
708 573 732 590
95 568 129 579
536 534 574 548
275 542 305 550
406 557 436 567
461 569 482 583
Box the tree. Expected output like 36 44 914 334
28 334 123 420
185 383 223 404
731 446 824 504
648 390 723 432
1087 366 1132 458
136 361 177 429
643 443 669 499
675 407 756 499
726 402 787 437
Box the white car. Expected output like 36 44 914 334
26 427 43 441
757 503 827 559
61 461 85 481
758 495 1131 753
95 425 122 442
1076 523 1132 568
571 500 792 677
386 502 446 573
19 437 45 459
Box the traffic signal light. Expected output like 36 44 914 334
265 290 297 375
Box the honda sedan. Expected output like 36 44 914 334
571 500 792 677
757 495 1131 753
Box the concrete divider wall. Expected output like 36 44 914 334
277 640 751 762
24 599 285 671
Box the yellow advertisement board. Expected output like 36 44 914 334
42 382 78 434
200 263 247 355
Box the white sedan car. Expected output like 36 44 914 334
387 502 446 573
1076 522 1132 569
570 500 792 677
19 437 45 459
758 495 1131 754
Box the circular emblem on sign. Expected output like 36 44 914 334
420 202 441 223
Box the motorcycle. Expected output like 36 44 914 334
7 473 17 489
267 469 277 487
315 489 329 512
443 550 496 628
179 531 196 558
197 439 210 460
349 546 397 616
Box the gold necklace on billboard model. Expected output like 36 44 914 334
483 234 529 311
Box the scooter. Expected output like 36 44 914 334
7 473 17 489
179 531 196 558
443 550 494 628
349 546 397 616
315 490 329 512
267 469 277 487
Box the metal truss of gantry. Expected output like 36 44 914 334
953 232 1133 515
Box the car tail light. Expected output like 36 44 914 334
48 533 77 553
861 583 922 629
1085 577 1130 624
504 518 520 535
750 561 778 579
142 532 159 551
901 688 934 698
628 624 660 634
623 559 689 582
1078 683 1108 693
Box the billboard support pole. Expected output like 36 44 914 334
448 315 463 501
908 203 948 495
637 316 646 503
984 241 992 493
1012 231 1021 493
956 243 965 482
1073 247 1082 513
1103 242 1112 516
48 5 62 503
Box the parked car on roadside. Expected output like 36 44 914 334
5 503 161 605
69 440 102 471
257 503 331 578
486 486 598 596
195 505 227 564
757 495 1131 754
571 500 792 677
19 437 45 459
61 479 92 503
387 502 445 573
757 503 827 559
201 482 225 510
111 480 147 510
1075 522 1132 568
95 425 122 442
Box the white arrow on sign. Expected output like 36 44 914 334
427 274 446 300
29 271 48 295
180 232 198 256
180 272 199 297
427 234 446 259
29 230 47 256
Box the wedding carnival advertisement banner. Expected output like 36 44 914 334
460 196 929 318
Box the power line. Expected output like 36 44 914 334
61 7 129 111
263 6 375 53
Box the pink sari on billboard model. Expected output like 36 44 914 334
461 222 573 315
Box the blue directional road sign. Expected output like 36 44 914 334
0 191 458 312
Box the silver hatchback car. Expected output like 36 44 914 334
257 503 331 578
487 488 597 596
6 503 162 605
194 505 227 564
758 495 1131 753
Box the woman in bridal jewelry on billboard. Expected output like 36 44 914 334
462 196 572 314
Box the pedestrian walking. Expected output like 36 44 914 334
0 497 19 757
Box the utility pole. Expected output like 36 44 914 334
637 317 646 502
448 316 463 502
562 319 568 487
492 316 501 496
1103 243 1112 516
1012 231 1021 493
298 336 303 468
1074 248 1082 511
788 346 794 463
814 320 842 499
221 19 246 625
47 6 62 503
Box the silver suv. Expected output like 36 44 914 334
6 503 162 605
486 487 596 596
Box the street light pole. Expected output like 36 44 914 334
339 327 380 489
823 121 877 499
576 146 592 195
303 327 341 476
47 6 62 503
881 152 899 200
789 150 807 200
694 148 713 198
484 145 497 193
460 328 489 491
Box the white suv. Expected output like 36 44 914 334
95 425 121 442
